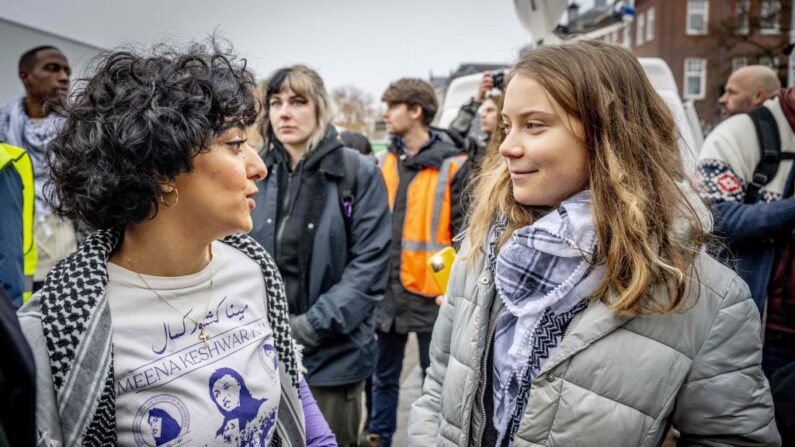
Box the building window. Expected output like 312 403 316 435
686 0 709 35
646 7 656 42
758 55 777 68
732 57 748 72
636 12 646 46
760 1 781 34
684 58 707 100
624 25 632 48
735 0 750 34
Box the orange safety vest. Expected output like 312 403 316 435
381 151 466 297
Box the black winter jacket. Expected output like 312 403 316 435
251 127 392 386
375 132 464 334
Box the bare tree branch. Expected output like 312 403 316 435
331 85 379 135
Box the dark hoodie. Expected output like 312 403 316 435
250 126 392 386
269 131 340 313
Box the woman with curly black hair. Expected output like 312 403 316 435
17 43 337 446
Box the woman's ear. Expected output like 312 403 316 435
160 181 177 195
158 181 180 207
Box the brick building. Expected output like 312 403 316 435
563 0 791 129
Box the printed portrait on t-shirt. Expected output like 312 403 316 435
147 407 181 446
132 394 190 447
260 338 278 375
209 367 277 446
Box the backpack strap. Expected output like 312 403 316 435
338 148 360 245
745 106 786 204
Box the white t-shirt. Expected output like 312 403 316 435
107 242 281 447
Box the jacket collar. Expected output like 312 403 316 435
266 126 346 179
388 130 460 170
470 239 632 378
481 279 632 378
537 297 632 376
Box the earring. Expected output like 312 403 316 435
160 186 179 207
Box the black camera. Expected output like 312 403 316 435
492 70 506 91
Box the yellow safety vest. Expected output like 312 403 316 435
0 143 37 303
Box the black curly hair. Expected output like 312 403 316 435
47 41 258 230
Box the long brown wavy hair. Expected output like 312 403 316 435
467 40 709 316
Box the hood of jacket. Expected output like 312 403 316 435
266 126 348 179
388 130 461 170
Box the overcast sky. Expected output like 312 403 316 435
0 0 582 100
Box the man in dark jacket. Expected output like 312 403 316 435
366 78 465 447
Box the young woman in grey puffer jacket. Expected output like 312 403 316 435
407 40 780 447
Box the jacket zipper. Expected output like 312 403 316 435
275 170 309 314
478 304 586 446
477 318 497 446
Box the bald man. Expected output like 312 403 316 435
719 65 781 117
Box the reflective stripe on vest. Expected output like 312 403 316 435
0 143 37 303
380 152 466 296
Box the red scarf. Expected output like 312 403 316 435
775 87 795 132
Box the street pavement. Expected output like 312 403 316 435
360 333 422 446
392 333 423 447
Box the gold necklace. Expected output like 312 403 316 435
124 249 215 347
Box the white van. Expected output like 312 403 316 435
437 57 705 173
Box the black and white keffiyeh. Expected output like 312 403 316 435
489 190 603 445
0 96 63 216
38 229 302 446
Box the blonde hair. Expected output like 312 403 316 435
261 64 333 152
467 40 708 316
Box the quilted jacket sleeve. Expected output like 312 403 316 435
673 276 780 446
406 246 466 445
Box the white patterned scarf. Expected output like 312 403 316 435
490 190 603 445
0 96 63 217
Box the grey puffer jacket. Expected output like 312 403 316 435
407 240 780 446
